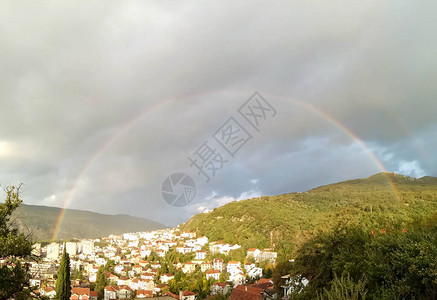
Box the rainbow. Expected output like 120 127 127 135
268 94 402 201
51 99 173 240
51 92 403 240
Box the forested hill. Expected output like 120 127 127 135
13 204 166 241
180 172 437 260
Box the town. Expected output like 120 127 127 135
26 227 288 300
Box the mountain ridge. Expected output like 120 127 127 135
180 172 437 260
13 204 166 241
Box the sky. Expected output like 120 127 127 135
1 1 436 227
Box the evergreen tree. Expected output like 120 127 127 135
0 185 34 299
95 265 107 300
55 246 71 300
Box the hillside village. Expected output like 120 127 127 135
25 227 284 300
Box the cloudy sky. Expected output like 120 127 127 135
1 1 436 226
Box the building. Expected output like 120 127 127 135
160 273 175 284
206 269 221 281
229 285 263 300
246 248 261 258
46 243 59 260
246 248 277 263
40 286 56 299
226 261 241 274
182 262 195 273
257 250 277 263
66 242 77 256
247 267 263 279
71 287 91 300
166 290 197 300
104 285 132 300
195 251 206 260
32 243 41 256
244 263 255 271
181 231 196 238
104 286 117 300
200 262 212 272
81 240 94 255
196 236 209 246
213 258 223 271
136 290 153 298
281 274 309 297
229 273 246 287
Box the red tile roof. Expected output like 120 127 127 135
71 287 90 296
137 290 153 297
256 278 272 284
230 286 262 300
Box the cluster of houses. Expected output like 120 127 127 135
25 228 281 300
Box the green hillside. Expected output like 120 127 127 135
13 204 166 241
180 172 437 260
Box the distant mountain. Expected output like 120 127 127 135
180 172 437 260
13 204 166 241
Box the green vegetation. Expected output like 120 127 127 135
168 270 215 299
181 173 437 260
0 185 34 299
12 204 166 240
55 247 71 300
288 222 437 299
95 266 107 300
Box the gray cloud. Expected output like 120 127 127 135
0 0 436 226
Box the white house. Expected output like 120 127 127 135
104 286 117 300
196 236 209 246
195 251 206 260
160 273 175 284
247 267 263 279
182 262 195 273
206 269 221 281
281 274 309 297
117 285 132 299
226 261 241 274
213 258 223 271
181 231 196 238
247 248 261 259
229 272 246 287
201 262 212 272
95 257 106 266
40 286 56 299
244 262 255 271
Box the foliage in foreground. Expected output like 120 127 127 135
55 247 71 300
0 185 34 299
289 223 437 299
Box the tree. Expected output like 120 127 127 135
0 185 34 299
104 259 115 274
95 265 108 300
264 268 273 279
55 247 71 300
292 224 437 299
318 273 367 300
272 260 293 295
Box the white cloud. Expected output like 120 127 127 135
397 160 425 178
194 188 262 213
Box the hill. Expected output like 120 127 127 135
180 172 437 260
12 204 166 241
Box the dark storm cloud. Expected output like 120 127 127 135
0 0 436 226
